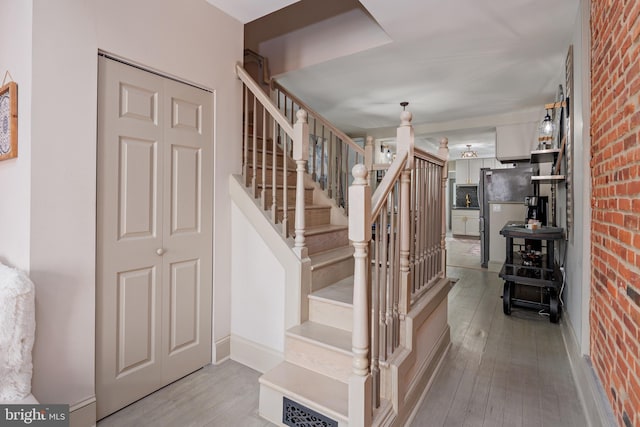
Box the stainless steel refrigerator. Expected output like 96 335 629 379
479 166 535 267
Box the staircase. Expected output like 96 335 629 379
235 62 451 427
242 85 358 427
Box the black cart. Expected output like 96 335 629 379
498 221 564 323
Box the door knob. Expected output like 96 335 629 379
156 248 166 256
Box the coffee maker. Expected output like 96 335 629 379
524 195 548 226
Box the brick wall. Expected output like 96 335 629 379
591 0 640 426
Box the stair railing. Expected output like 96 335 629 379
236 63 309 258
272 81 366 214
348 110 449 423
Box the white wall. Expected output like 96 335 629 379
0 0 32 271
557 0 591 355
24 0 243 413
230 203 285 352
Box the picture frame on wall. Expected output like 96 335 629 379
0 81 18 161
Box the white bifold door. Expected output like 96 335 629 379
96 56 213 419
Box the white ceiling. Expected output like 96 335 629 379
208 0 580 157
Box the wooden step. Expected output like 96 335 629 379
305 224 350 256
243 134 274 151
245 165 296 186
275 205 331 230
259 362 348 426
260 184 313 206
246 147 294 169
308 277 354 332
285 322 352 384
310 246 355 292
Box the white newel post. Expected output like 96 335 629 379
348 164 372 427
293 109 309 259
396 110 414 316
364 136 374 188
438 137 449 277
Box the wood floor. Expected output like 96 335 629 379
98 239 588 427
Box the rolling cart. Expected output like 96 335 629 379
499 221 564 323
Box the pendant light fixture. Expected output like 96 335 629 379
538 108 554 148
461 144 478 158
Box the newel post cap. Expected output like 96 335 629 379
352 164 368 185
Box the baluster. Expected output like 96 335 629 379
312 118 318 181
390 185 400 349
380 201 389 360
243 86 249 182
282 134 289 237
293 110 309 258
348 164 371 376
438 137 449 277
251 95 258 196
271 120 278 223
320 126 326 190
260 107 267 210
371 215 381 408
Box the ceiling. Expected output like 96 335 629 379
208 0 580 158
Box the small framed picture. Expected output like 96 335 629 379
0 81 18 161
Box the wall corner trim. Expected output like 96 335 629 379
560 320 616 427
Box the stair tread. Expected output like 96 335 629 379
287 321 352 354
260 362 348 420
309 276 354 305
277 204 331 212
310 246 354 270
260 184 314 190
305 224 349 236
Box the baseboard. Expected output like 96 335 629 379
213 335 231 363
403 339 451 427
69 396 96 427
560 319 616 427
230 334 283 374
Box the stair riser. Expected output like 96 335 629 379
246 150 295 169
309 299 352 332
276 208 331 230
306 229 350 256
259 384 348 427
312 258 355 292
285 337 352 384
262 187 313 206
246 167 296 186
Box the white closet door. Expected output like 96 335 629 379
96 56 213 419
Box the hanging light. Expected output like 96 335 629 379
461 144 478 158
538 108 554 148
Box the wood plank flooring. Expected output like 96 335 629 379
98 238 588 427
409 265 588 427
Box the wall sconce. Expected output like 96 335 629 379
460 144 478 158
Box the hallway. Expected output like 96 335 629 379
98 257 589 426
409 265 587 426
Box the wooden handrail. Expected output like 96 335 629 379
370 150 408 220
414 145 446 167
236 63 294 136
272 80 365 156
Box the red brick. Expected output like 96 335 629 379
592 2 640 423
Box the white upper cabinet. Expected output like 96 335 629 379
456 158 501 184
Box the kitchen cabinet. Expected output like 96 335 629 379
452 209 479 237
456 158 492 184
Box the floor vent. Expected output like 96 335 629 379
282 396 338 427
